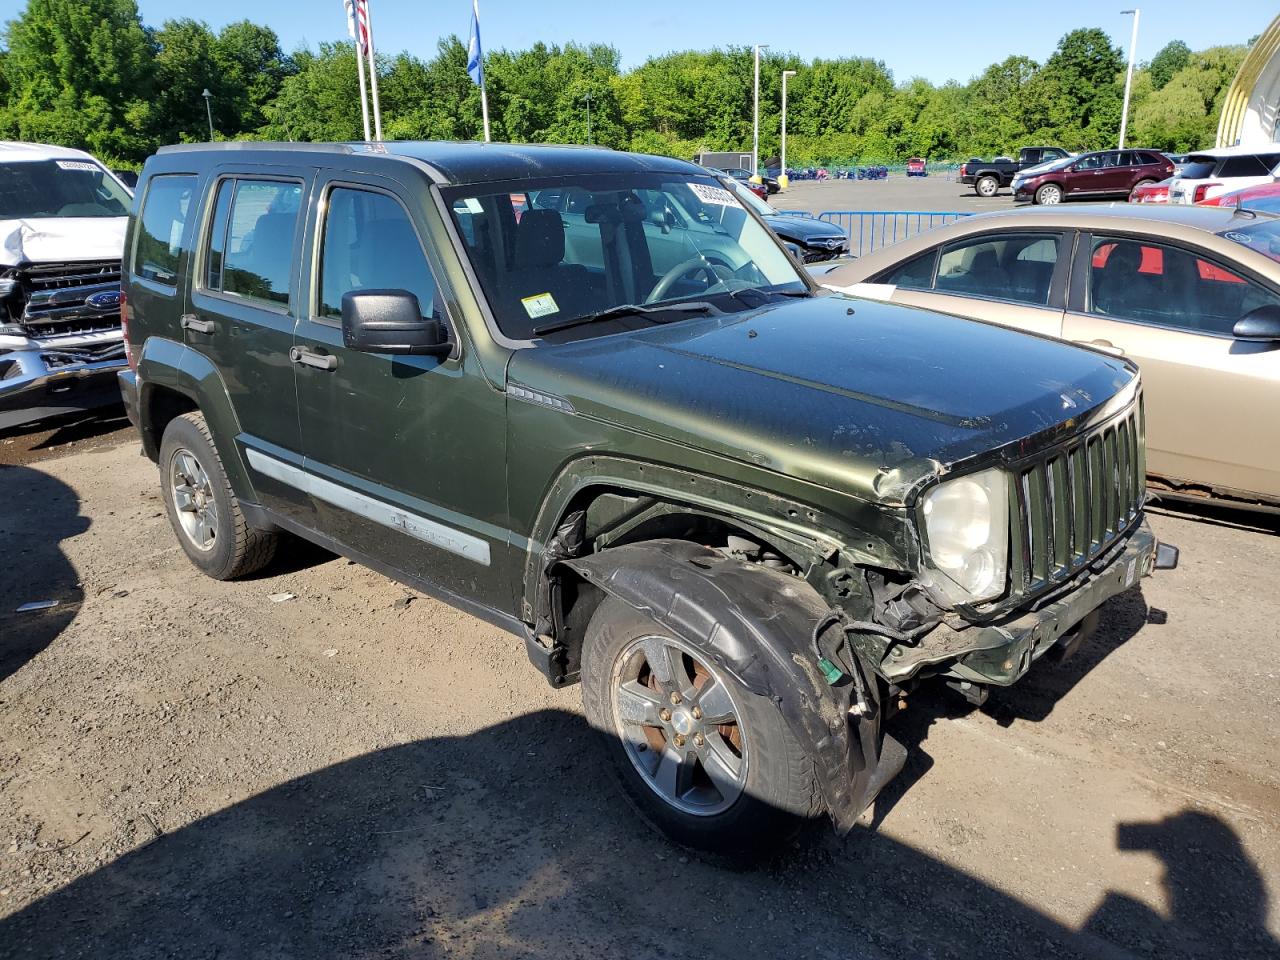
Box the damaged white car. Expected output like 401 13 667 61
0 142 132 431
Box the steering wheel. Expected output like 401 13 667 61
645 256 737 304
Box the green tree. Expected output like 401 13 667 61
213 21 295 135
1148 39 1191 90
260 42 365 142
0 0 155 162
151 19 220 143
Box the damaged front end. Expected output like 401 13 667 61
0 259 126 430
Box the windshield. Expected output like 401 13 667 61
445 172 806 340
1219 218 1280 264
0 159 132 220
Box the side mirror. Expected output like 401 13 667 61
341 289 450 357
1233 304 1280 342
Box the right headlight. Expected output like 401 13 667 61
920 467 1010 606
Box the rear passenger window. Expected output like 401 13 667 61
132 175 196 286
934 233 1060 306
204 179 301 307
319 187 442 325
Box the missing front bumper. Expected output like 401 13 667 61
881 521 1161 687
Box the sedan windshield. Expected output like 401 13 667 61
0 160 132 219
445 172 806 340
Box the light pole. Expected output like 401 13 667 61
202 88 214 140
780 69 797 189
582 91 594 144
1119 9 1140 148
752 44 768 184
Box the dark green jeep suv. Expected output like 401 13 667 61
119 141 1173 852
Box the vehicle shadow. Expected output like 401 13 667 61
1 708 1274 960
0 465 88 683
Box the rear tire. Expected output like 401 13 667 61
580 596 821 857
1035 183 1063 205
975 175 999 198
159 412 278 580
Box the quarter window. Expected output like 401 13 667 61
877 251 935 289
319 187 442 325
204 179 302 307
1088 236 1280 335
131 175 196 286
933 233 1061 306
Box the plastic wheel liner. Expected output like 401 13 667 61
562 538 905 832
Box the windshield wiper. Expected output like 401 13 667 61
533 300 717 336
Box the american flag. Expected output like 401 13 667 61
344 0 370 55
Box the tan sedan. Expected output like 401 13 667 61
821 205 1280 510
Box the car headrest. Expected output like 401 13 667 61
515 209 565 269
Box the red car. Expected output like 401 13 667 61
1012 149 1175 205
1130 180 1171 203
906 157 927 177
1196 179 1280 212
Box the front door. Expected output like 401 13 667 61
291 174 511 609
185 167 315 524
1063 233 1280 500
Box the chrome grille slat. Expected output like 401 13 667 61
1010 399 1144 600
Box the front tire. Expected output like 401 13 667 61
159 412 278 580
580 597 821 856
1035 183 1063 205
975 175 999 198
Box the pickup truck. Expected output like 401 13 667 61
960 146 1070 198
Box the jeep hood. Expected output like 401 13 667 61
507 294 1136 504
0 217 127 267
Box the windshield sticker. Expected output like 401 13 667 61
689 183 737 207
1223 231 1252 244
521 292 559 318
462 197 484 214
55 160 100 172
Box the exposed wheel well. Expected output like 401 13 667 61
140 385 198 461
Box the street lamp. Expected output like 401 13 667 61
1118 9 1140 149
752 44 769 184
582 91 594 145
780 70 797 190
201 88 214 140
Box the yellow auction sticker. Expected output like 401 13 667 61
521 292 559 318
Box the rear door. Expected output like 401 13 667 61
290 171 512 609
868 230 1071 338
185 164 315 523
1062 233 1280 500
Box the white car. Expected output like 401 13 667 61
1166 145 1280 205
0 142 132 430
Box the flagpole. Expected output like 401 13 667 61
364 0 383 140
480 76 491 143
344 0 371 141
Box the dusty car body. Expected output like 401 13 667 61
822 204 1280 511
119 142 1171 852
0 142 132 431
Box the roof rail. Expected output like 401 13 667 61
156 141 360 155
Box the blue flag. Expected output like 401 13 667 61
467 0 483 86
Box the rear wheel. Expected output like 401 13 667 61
159 412 277 580
580 597 821 856
1035 183 1063 205
975 175 999 198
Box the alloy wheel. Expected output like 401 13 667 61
169 447 219 551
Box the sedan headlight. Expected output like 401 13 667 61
921 467 1010 605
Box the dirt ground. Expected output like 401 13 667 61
1 421 1279 960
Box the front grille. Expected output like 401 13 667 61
1010 396 1145 594
10 260 122 338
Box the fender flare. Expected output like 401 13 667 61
562 538 904 831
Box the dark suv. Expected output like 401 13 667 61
1013 149 1175 205
119 141 1171 853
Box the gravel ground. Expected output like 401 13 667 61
1 430 1279 960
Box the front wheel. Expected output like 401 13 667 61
580 597 821 855
1035 183 1063 205
975 175 999 198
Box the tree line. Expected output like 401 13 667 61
0 0 1251 169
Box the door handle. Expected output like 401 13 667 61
180 314 215 335
1074 338 1125 356
289 345 338 371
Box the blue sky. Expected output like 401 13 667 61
115 0 1275 85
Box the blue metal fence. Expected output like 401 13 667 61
777 210 973 257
